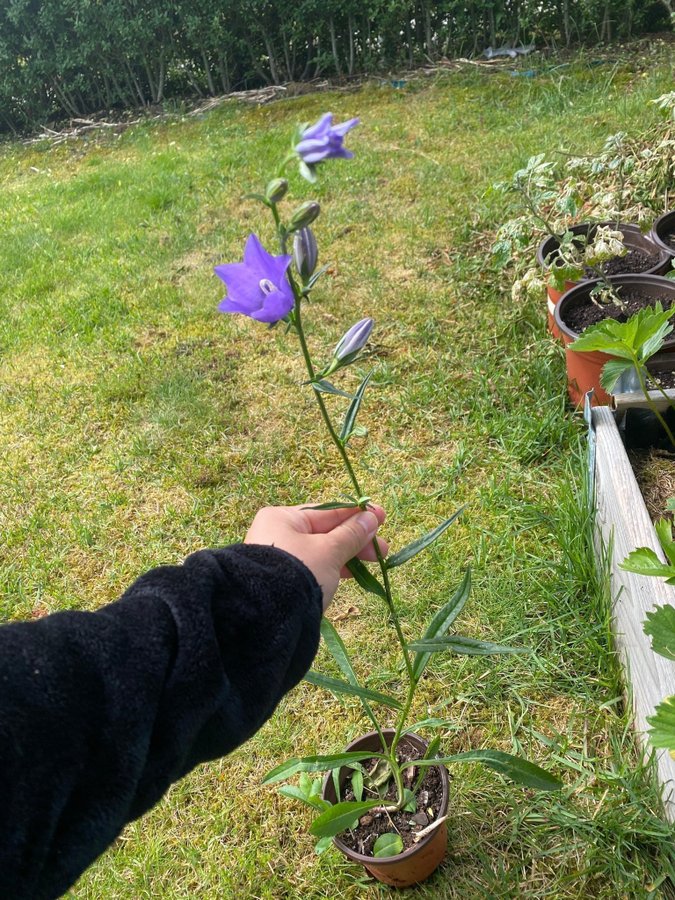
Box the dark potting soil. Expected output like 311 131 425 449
650 370 675 390
628 448 675 523
338 741 444 856
598 248 663 277
563 289 674 334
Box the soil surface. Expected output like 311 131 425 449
563 288 674 334
598 248 662 277
338 740 444 856
629 448 675 522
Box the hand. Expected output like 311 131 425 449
245 505 388 610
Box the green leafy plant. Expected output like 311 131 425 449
215 115 562 859
570 302 675 445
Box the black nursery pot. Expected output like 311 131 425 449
651 210 675 259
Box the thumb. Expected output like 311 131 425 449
327 510 380 566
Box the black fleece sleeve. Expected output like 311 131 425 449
0 544 323 900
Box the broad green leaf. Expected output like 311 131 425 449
278 784 330 811
644 605 675 662
402 788 417 812
310 800 383 838
345 557 387 599
655 519 675 568
647 695 675 753
408 635 526 656
620 547 675 580
311 379 353 399
415 750 562 791
386 508 464 570
340 371 373 442
412 569 471 680
351 769 364 802
633 303 675 360
303 501 359 511
304 671 402 709
600 358 634 393
363 757 392 792
373 833 404 857
263 751 386 785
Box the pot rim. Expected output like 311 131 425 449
553 273 675 344
651 209 675 258
321 728 450 865
536 220 670 276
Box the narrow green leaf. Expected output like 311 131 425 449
386 507 464 569
413 569 471 680
408 635 526 656
320 618 360 682
340 371 373 442
263 751 386 785
415 750 562 791
647 695 675 752
373 833 404 857
304 263 331 292
311 379 354 399
303 501 359 511
314 836 333 854
620 547 675 580
278 784 330 811
345 557 387 599
402 718 453 734
304 670 402 709
644 604 675 662
299 160 317 183
351 769 364 802
243 191 271 207
310 800 383 838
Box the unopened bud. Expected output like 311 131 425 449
333 317 374 363
289 200 321 231
293 227 318 280
265 178 289 204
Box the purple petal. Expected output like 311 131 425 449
301 113 333 141
250 287 295 323
242 233 276 273
332 117 360 136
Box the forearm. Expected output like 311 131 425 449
0 544 322 900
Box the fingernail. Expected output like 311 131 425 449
356 511 378 535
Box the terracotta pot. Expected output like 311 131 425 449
554 274 675 408
651 210 675 260
537 222 671 340
322 729 449 888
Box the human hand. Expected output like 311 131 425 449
245 504 388 610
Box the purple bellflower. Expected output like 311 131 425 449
295 113 360 165
323 317 374 376
215 234 294 324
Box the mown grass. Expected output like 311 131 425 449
1 43 675 898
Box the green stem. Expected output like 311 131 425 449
635 360 675 448
644 367 675 451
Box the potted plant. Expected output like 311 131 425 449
213 113 562 887
554 274 675 406
652 209 675 259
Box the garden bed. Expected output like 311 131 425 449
590 405 675 820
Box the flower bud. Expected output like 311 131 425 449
265 178 288 204
333 317 374 362
293 227 318 281
289 200 321 231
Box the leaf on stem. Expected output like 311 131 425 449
345 557 387 599
351 769 364 802
412 568 471 680
600 358 635 393
386 508 464 570
620 546 675 583
304 670 402 709
310 800 383 838
311 379 354 399
340 371 373 443
303 501 360 511
415 749 562 791
647 695 675 753
263 751 386 785
408 635 526 656
278 784 330 812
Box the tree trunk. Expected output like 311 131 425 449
262 30 281 84
142 55 158 103
347 14 356 75
423 1 434 58
201 48 216 95
328 16 342 76
246 40 272 85
405 16 414 67
217 51 231 93
126 61 147 106
157 49 166 103
280 24 293 80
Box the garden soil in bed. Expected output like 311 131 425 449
628 448 675 523
564 289 674 334
338 741 444 856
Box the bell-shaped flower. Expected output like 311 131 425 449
295 113 360 165
215 234 294 324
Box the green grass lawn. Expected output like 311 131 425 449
2 45 675 898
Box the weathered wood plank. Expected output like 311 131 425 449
592 405 675 821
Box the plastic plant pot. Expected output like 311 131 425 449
651 210 675 260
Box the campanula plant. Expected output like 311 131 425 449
215 114 561 859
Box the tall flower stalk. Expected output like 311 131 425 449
215 113 561 854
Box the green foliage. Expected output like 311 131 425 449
263 751 386 785
385 508 464 569
647 696 675 754
303 671 402 709
416 750 563 791
644 604 675 662
372 832 404 857
309 800 383 838
411 568 471 679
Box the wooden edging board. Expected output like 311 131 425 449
592 405 675 821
